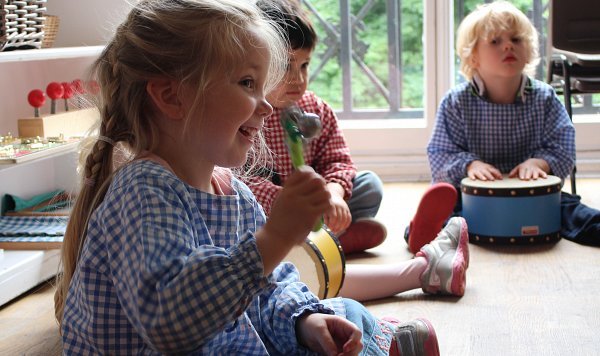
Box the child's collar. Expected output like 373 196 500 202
470 73 532 103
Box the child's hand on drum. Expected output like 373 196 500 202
467 160 503 181
509 158 550 180
257 166 331 274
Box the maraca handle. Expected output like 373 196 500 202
283 121 305 167
282 118 324 232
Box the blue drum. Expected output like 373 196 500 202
461 176 562 245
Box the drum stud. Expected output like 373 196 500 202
475 235 480 241
489 237 494 243
545 236 550 241
510 238 516 243
529 237 534 243
511 190 516 196
474 189 478 194
529 189 534 195
488 189 493 195
547 188 551 193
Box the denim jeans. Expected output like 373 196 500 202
342 298 395 355
347 171 384 221
559 192 600 246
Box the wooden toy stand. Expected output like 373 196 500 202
17 107 98 138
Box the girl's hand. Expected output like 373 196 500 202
467 160 503 181
323 183 351 235
256 166 331 275
296 313 363 356
509 158 550 180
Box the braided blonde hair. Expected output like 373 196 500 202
54 0 287 325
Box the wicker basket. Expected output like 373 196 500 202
1 0 48 51
41 14 58 48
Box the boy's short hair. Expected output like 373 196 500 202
258 0 317 50
456 0 540 81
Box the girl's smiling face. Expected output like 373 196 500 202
182 37 274 170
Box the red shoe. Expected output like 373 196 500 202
407 183 457 254
338 217 387 254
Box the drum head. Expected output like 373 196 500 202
461 175 561 189
282 228 345 299
283 243 326 298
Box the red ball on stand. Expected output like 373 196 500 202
46 82 64 114
71 79 85 94
27 89 46 117
61 82 74 111
87 80 100 96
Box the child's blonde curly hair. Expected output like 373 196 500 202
456 0 540 81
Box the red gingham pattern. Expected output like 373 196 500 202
246 91 357 215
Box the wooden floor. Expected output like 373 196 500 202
1 177 599 355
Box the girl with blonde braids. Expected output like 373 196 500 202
55 1 440 354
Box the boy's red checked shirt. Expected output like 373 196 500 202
245 91 357 215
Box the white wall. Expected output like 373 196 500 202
47 0 132 47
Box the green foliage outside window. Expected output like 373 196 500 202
305 0 598 113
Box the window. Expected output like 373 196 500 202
306 0 425 120
304 0 599 180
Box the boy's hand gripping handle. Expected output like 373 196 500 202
281 106 324 232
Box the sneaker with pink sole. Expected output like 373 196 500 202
417 216 469 296
383 316 440 356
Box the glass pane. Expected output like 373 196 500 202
304 0 425 119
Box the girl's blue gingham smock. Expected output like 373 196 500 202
61 159 346 355
427 77 575 188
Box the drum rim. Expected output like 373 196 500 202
469 231 561 245
312 226 346 299
296 226 346 299
461 176 562 197
302 240 330 298
460 175 561 188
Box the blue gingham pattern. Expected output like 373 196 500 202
61 160 345 355
427 78 575 188
0 216 67 236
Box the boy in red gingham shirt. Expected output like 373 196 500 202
245 0 386 254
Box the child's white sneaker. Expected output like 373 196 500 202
417 217 469 296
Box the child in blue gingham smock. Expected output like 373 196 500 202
422 1 599 248
428 1 575 191
428 76 575 189
54 1 442 355
407 1 584 249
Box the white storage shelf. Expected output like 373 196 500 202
0 46 102 136
0 46 98 307
0 46 104 64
